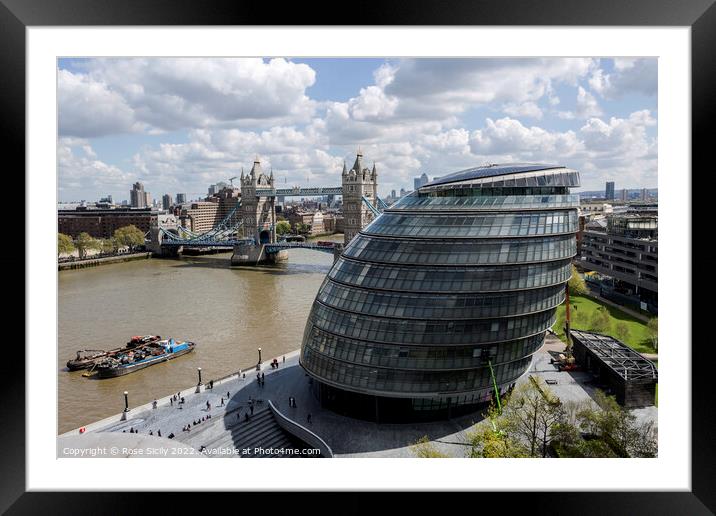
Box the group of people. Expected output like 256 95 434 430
123 426 163 437
182 414 212 432
169 393 185 408
256 372 265 387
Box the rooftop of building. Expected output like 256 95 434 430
423 163 564 188
570 330 658 383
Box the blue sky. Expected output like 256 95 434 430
57 57 657 202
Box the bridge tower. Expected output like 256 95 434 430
341 151 378 245
240 158 277 244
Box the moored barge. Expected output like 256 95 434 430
95 338 196 378
66 335 161 371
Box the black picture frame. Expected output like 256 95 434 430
3 0 709 513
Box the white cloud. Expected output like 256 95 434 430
58 58 317 137
588 58 657 99
58 138 134 198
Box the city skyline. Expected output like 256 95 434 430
58 57 657 202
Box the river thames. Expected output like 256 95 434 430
58 243 337 434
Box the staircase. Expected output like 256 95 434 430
198 408 301 458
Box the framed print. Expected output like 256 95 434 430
3 0 712 512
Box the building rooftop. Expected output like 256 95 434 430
423 163 563 188
570 330 658 383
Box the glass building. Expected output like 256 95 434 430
300 163 581 421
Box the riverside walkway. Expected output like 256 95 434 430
60 350 486 458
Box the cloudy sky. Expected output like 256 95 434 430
57 57 657 202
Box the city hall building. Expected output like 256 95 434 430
300 164 580 421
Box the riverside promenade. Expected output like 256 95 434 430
59 349 486 458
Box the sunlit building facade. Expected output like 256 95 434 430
300 164 580 421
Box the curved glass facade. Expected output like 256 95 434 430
300 164 580 421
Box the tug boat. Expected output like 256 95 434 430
66 335 162 371
95 338 196 378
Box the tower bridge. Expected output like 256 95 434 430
148 151 381 265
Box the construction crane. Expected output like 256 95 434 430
229 176 237 187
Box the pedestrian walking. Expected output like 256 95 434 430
282 355 285 364
220 397 225 406
170 397 173 406
227 391 230 398
157 429 161 437
250 405 254 415
307 414 312 424
206 400 211 411
152 399 157 409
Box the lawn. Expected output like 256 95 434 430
554 294 657 355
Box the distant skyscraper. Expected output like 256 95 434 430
391 189 396 198
641 188 648 201
400 188 407 197
162 194 172 210
621 189 628 201
176 193 187 204
605 181 615 200
413 172 430 191
130 182 147 208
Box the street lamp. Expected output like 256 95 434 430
197 367 203 386
258 347 262 364
123 391 129 412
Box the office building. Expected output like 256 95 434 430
58 207 158 239
162 194 173 211
301 163 580 421
580 205 658 309
605 181 615 200
130 182 148 208
176 193 187 204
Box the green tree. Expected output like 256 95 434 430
568 264 588 295
410 436 450 458
576 390 657 458
614 321 630 343
58 233 75 257
589 306 612 334
100 238 117 254
75 232 100 259
275 220 291 236
647 317 658 351
503 378 565 457
466 403 527 458
113 225 146 251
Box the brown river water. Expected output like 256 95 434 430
58 240 339 434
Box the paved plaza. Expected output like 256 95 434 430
60 336 656 458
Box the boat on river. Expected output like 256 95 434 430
66 335 162 371
95 338 196 378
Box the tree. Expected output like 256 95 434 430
589 306 612 334
75 232 100 259
465 402 527 458
100 238 117 254
568 264 588 296
410 436 450 458
275 220 291 236
113 225 146 251
58 233 75 257
576 390 657 458
503 378 566 457
647 317 658 351
614 321 630 343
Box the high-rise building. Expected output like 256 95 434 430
301 163 580 422
399 188 407 198
413 172 430 191
162 194 173 211
641 188 649 201
605 181 615 200
391 189 396 199
176 193 187 204
130 182 148 208
621 189 628 201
